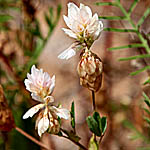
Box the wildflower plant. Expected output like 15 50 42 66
21 2 107 150
58 2 107 149
2 0 150 149
23 65 70 137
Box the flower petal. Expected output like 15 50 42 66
38 109 49 137
62 28 77 39
52 106 70 120
31 93 43 102
80 3 92 19
23 104 44 119
63 15 73 29
49 75 55 94
93 20 103 40
68 2 79 20
58 47 76 60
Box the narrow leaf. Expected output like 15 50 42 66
144 116 150 124
128 0 139 15
45 14 53 29
137 8 150 28
101 117 107 134
70 101 75 129
143 108 150 115
130 66 150 76
96 2 118 7
109 44 144 51
104 28 137 33
143 78 150 85
119 54 150 61
99 16 126 20
143 92 150 107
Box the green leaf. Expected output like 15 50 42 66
54 4 61 24
45 13 54 29
128 0 139 16
0 14 13 22
101 117 107 134
104 28 137 33
130 66 150 76
88 135 99 150
70 101 75 129
93 112 102 134
86 116 101 136
96 2 118 7
119 54 150 61
49 7 54 20
99 16 126 20
143 78 150 85
143 108 150 115
143 92 150 107
137 8 150 28
109 44 144 51
144 116 150 124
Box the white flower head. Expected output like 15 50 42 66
58 3 103 60
23 65 70 137
24 65 55 102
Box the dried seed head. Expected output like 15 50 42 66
77 49 103 92
0 85 15 131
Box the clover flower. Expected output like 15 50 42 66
23 65 70 137
58 3 103 60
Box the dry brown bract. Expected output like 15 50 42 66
77 49 103 92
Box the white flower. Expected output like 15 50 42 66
23 100 70 137
24 65 55 102
23 65 70 137
58 3 103 60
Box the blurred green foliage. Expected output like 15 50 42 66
0 0 61 149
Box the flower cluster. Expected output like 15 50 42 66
23 65 70 137
58 3 103 60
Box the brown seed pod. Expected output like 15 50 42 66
77 49 103 92
0 85 15 131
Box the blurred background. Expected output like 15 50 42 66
0 0 150 150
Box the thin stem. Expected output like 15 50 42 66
92 90 96 111
99 134 104 145
91 90 96 141
15 126 49 150
60 129 87 150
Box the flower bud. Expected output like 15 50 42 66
77 49 103 92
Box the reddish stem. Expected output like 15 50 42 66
15 126 49 150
